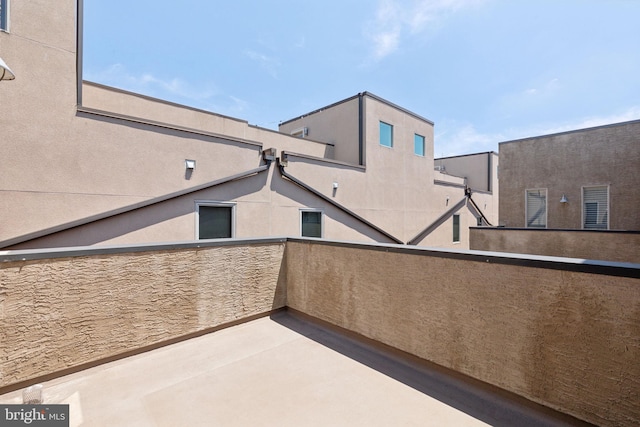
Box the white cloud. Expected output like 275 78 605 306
245 50 280 78
410 0 485 33
533 107 640 136
435 124 503 157
364 0 486 61
523 78 560 98
84 63 218 102
435 106 640 156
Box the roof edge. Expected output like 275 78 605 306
279 92 434 127
0 165 270 249
499 118 640 146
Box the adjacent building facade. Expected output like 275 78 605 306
498 120 640 231
0 0 497 250
469 120 640 263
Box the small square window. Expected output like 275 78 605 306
197 203 234 239
379 121 393 148
301 210 322 238
414 134 425 156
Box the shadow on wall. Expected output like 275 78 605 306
76 110 261 150
8 171 269 249
270 167 399 244
270 311 590 427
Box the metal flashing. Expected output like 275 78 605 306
77 106 262 148
278 92 434 127
499 119 640 146
277 161 403 244
0 165 270 249
0 237 288 262
407 197 467 245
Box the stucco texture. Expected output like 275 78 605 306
0 243 286 388
285 241 640 426
470 228 640 263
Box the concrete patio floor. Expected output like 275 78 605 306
0 311 588 426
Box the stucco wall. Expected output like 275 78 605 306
435 152 497 193
470 227 640 263
2 239 638 424
0 241 286 388
499 121 640 230
279 96 361 165
285 240 640 426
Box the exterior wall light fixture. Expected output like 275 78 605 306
332 182 339 189
185 159 196 170
0 57 16 81
560 194 568 203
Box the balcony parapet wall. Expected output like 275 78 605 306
470 227 640 263
1 238 639 425
0 238 287 391
284 239 640 426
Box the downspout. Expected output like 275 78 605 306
487 152 492 193
358 93 364 166
408 186 494 245
407 197 467 245
76 0 83 107
467 191 493 226
277 157 403 244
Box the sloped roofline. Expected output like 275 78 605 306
279 92 434 127
0 165 270 249
499 118 640 146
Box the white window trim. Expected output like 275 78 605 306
525 188 547 228
581 185 609 230
195 201 236 239
300 208 324 238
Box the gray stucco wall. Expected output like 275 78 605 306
285 240 640 426
498 120 640 230
470 227 640 263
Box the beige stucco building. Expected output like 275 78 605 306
0 0 497 250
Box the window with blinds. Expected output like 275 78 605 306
301 210 322 238
197 203 234 239
526 189 547 228
583 186 609 229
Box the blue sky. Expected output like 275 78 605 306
83 0 640 156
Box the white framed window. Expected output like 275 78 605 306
300 209 323 238
0 0 9 31
525 189 547 228
582 185 609 230
196 201 235 239
452 214 460 243
379 121 393 148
